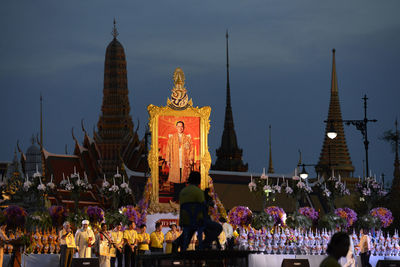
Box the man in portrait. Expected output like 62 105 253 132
165 121 194 197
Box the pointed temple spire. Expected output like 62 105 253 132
212 31 248 172
40 93 43 147
94 22 135 176
268 125 274 173
112 18 119 39
392 119 400 190
315 49 354 178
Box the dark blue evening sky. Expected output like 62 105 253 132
1 0 399 184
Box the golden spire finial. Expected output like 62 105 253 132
112 18 119 39
167 67 192 109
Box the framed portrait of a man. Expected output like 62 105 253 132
147 67 211 208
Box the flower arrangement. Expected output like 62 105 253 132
86 206 105 224
286 212 312 229
264 206 286 225
120 206 139 224
334 207 357 228
49 206 68 227
4 205 27 229
26 211 52 231
370 207 393 228
135 177 152 226
318 212 347 230
207 178 227 222
299 207 319 222
228 206 252 227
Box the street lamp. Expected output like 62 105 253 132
300 164 308 179
327 121 337 140
325 94 377 178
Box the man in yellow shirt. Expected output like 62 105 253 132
165 224 180 254
150 222 164 253
59 221 76 267
137 224 150 254
123 221 137 267
111 223 124 267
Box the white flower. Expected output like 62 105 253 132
23 181 32 191
66 183 74 191
102 180 110 188
296 181 305 189
60 179 68 186
362 188 371 196
109 185 119 192
120 182 129 189
285 186 293 194
37 183 46 191
47 182 56 190
125 187 133 194
273 185 281 193
323 188 331 197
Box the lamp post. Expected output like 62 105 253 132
325 94 377 178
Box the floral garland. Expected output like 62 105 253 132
334 207 357 228
370 207 393 228
228 206 252 227
49 206 68 227
265 206 286 225
4 205 27 229
86 206 105 224
299 207 319 222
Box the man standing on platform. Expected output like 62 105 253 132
75 220 95 258
110 223 124 267
166 121 194 198
59 221 76 267
123 221 138 267
150 222 164 253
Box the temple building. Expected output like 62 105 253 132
212 31 248 172
315 49 354 179
12 22 148 208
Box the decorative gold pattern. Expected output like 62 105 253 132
167 68 193 110
147 68 212 208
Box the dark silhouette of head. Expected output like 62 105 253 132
326 232 350 260
188 171 201 186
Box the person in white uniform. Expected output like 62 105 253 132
75 220 95 258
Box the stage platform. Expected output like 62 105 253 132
3 252 399 267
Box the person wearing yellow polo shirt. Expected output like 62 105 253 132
137 225 150 254
165 224 180 254
59 221 76 267
150 222 164 253
110 223 124 267
123 221 137 267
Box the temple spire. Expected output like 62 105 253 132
226 30 231 109
112 18 119 39
267 125 274 173
40 93 43 147
331 49 338 94
316 49 354 178
212 30 247 172
392 118 400 190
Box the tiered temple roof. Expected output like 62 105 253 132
315 49 354 178
212 31 248 172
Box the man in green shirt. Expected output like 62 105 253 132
320 232 350 267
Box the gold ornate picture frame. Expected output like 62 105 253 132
147 68 211 207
